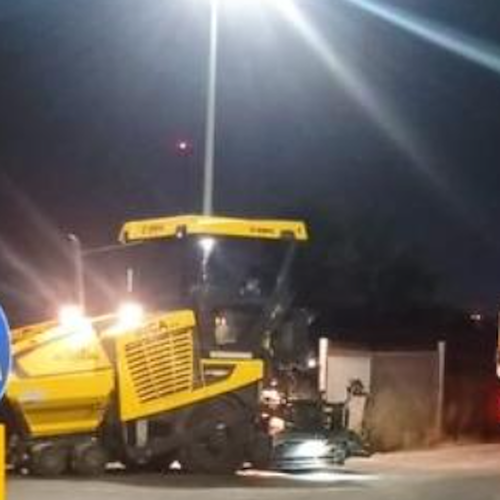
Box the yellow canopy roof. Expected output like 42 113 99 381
120 215 308 243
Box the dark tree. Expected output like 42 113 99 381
290 205 439 319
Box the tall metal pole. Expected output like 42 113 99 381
202 0 219 215
435 340 446 440
67 234 85 310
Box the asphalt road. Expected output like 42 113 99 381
8 445 500 500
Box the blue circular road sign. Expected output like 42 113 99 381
0 307 11 398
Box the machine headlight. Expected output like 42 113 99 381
116 302 144 330
295 440 329 458
59 305 85 329
59 305 95 348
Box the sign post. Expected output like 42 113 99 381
0 307 11 500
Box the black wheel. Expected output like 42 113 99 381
247 431 272 470
71 441 107 476
125 453 175 474
180 398 249 475
30 443 68 477
331 447 347 465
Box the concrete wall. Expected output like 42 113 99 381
368 350 440 450
325 342 442 450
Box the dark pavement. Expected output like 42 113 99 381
8 445 500 500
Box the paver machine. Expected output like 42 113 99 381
1 215 309 476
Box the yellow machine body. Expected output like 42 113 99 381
3 215 307 475
8 309 264 437
115 310 263 422
8 317 114 437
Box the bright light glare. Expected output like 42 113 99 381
294 471 380 483
238 469 379 482
202 0 289 22
199 237 216 254
202 0 281 6
307 356 318 369
59 305 95 348
295 439 329 458
117 302 144 330
59 305 85 329
69 321 95 348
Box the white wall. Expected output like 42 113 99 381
325 349 372 404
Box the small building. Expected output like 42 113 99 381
321 340 445 450
316 309 500 449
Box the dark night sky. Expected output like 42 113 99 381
1 0 500 324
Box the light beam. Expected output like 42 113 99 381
344 0 500 77
274 0 438 180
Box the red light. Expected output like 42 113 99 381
174 139 193 156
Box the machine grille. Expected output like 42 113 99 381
124 324 194 404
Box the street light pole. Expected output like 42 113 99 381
67 234 85 310
202 0 219 215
